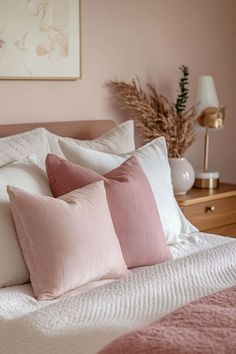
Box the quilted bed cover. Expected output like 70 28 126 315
0 233 235 354
99 285 236 354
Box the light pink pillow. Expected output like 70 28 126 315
46 154 172 268
7 181 127 300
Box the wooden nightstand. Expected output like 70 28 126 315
176 183 236 238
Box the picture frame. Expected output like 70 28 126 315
0 0 80 80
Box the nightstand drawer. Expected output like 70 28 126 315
207 223 236 237
181 196 236 231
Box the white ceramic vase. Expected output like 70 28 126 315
169 157 195 195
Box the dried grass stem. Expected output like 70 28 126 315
108 78 197 158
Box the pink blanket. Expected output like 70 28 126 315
99 286 236 354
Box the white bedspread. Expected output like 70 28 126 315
0 233 235 354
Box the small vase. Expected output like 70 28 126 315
169 157 195 195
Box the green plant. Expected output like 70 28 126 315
175 65 189 116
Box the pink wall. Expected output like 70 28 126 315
0 0 235 182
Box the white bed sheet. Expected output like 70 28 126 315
0 232 231 304
170 231 234 258
0 232 235 354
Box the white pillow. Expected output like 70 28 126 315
0 128 50 167
0 157 52 288
47 120 135 157
59 137 198 244
0 121 134 168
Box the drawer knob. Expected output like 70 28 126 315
206 205 215 213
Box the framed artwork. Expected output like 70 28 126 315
0 0 80 80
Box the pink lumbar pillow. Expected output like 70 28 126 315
46 154 172 269
7 181 127 300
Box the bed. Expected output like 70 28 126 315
0 120 235 354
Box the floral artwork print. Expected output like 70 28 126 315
0 0 80 79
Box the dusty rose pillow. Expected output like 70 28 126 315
46 154 172 268
7 181 127 300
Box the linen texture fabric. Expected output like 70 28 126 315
8 181 127 300
46 154 172 268
0 159 52 288
48 120 135 157
59 137 198 244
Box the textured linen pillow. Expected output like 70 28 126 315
47 120 135 157
0 158 52 288
8 181 127 300
46 154 172 268
0 128 50 167
59 137 198 244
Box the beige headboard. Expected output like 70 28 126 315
0 120 117 140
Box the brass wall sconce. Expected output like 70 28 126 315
194 106 225 188
194 76 225 189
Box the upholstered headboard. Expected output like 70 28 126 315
0 120 117 140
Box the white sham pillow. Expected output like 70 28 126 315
0 128 50 167
59 137 198 244
47 120 135 157
0 157 52 288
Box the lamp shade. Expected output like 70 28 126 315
194 75 219 114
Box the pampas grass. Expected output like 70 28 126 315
108 70 197 158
